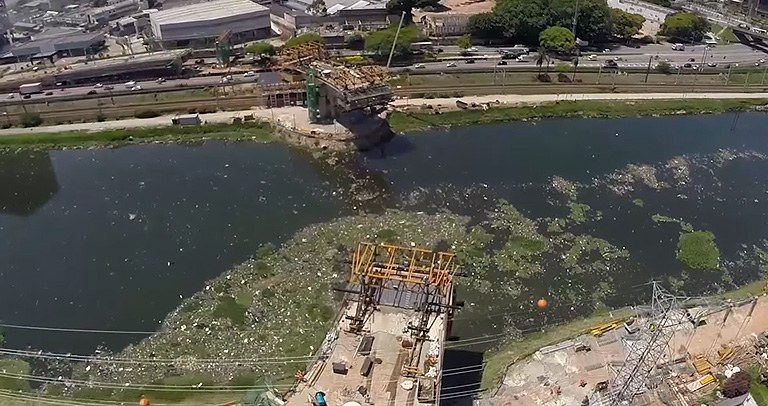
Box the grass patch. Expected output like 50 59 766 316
0 359 31 392
388 99 768 133
632 198 644 207
212 296 248 326
677 230 721 271
481 307 634 392
0 122 275 149
717 279 767 301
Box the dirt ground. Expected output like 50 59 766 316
485 294 768 406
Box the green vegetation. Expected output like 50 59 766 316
245 42 276 56
468 0 612 44
661 12 710 42
212 296 248 326
568 202 591 224
611 9 645 41
20 112 42 128
748 366 768 405
0 359 31 392
388 99 768 133
457 34 472 51
0 122 275 150
284 33 325 49
677 231 721 271
539 26 575 53
364 25 424 61
385 0 439 23
632 198 644 207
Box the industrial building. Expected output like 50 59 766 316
148 0 270 47
2 29 105 62
269 0 395 33
87 0 142 26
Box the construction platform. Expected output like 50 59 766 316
285 243 459 406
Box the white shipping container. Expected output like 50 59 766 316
19 83 42 95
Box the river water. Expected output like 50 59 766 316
1 112 767 356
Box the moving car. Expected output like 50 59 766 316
243 71 255 77
587 54 597 61
414 63 425 69
6 93 13 99
87 90 98 95
707 62 718 67
604 60 618 68
498 60 508 65
465 59 475 64
156 77 166 84
124 81 137 89
94 83 103 88
446 62 456 67
131 85 142 91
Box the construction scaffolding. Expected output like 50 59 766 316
278 41 328 67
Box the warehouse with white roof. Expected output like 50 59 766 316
149 0 270 46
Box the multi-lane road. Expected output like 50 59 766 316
3 44 767 105
393 43 768 73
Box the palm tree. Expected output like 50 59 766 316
535 47 550 76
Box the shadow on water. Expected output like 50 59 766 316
0 152 59 217
440 349 484 406
361 134 417 160
290 148 395 213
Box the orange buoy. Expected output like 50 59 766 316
537 298 549 309
139 398 150 406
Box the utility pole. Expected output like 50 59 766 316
761 65 767 85
726 64 733 85
571 0 581 80
386 11 406 69
745 71 751 88
644 56 653 83
692 46 708 91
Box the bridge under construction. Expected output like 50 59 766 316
284 242 461 406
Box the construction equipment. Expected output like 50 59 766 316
590 321 621 337
692 354 712 374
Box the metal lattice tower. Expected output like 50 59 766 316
306 68 320 123
606 282 681 406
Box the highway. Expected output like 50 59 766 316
392 44 768 73
3 44 767 105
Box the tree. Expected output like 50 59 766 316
284 33 325 48
660 12 709 42
386 0 438 23
467 12 503 40
611 9 646 41
539 26 575 53
492 0 550 44
655 60 672 74
723 371 751 398
364 25 424 61
20 112 42 127
245 42 276 56
346 32 365 50
548 0 612 42
457 34 472 50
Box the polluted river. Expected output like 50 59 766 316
1 111 768 402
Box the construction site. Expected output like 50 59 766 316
491 283 768 406
282 242 462 406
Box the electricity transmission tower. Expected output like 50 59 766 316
605 282 683 406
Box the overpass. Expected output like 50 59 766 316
731 25 768 43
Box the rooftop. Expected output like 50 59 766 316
150 0 268 24
282 0 386 16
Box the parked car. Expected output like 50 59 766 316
465 59 475 64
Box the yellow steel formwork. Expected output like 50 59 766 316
350 242 457 297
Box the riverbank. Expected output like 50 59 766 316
389 96 768 132
0 93 767 149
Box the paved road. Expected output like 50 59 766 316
2 72 283 102
401 44 768 73
3 44 766 104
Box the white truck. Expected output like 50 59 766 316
672 43 685 51
19 82 42 95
